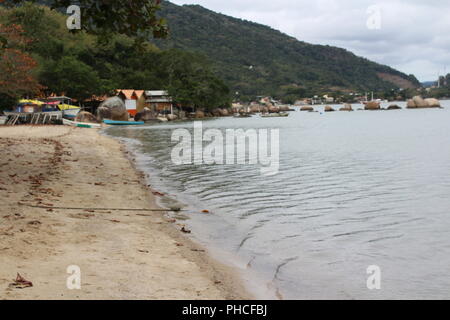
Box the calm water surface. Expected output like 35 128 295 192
106 101 450 299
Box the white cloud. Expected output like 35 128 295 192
169 0 450 81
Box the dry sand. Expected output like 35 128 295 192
0 125 250 300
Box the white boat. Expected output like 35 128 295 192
63 119 101 129
261 112 289 118
62 108 81 119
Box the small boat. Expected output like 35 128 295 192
63 119 101 129
103 120 145 126
261 112 289 118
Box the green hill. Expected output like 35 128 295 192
155 1 420 99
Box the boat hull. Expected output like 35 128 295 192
103 120 145 126
63 119 101 129
63 108 81 119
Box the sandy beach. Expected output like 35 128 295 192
0 125 249 300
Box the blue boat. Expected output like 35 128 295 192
103 120 145 126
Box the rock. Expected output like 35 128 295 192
412 96 428 108
75 111 98 123
135 107 157 122
262 107 269 113
167 114 178 121
279 106 291 112
219 108 229 116
387 104 402 110
97 97 129 121
300 106 314 112
340 104 353 112
324 106 335 112
365 101 381 110
268 106 280 113
195 111 205 119
406 99 416 108
425 98 441 108
250 105 261 113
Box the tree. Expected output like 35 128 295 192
0 23 41 105
161 50 231 110
0 0 168 39
39 56 111 101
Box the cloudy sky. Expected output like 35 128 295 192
170 0 450 82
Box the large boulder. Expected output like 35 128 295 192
167 114 178 121
135 107 157 122
425 98 441 108
324 106 335 112
406 99 416 108
387 104 402 110
365 101 381 110
250 105 261 113
220 108 230 116
195 110 205 119
340 104 353 112
300 106 314 112
412 96 428 108
75 111 98 123
268 106 280 113
279 106 291 112
97 97 129 121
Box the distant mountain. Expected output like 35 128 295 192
422 81 436 88
155 1 420 98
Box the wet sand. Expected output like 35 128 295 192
0 126 250 300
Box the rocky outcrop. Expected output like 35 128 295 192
340 104 353 112
407 96 441 108
387 104 402 110
365 101 381 110
134 107 157 122
75 111 98 123
300 106 314 112
167 114 178 121
250 105 261 113
324 106 335 112
406 99 416 108
268 106 280 113
424 98 441 108
97 97 129 121
195 111 205 119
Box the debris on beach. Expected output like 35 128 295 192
181 226 191 234
10 273 33 289
152 190 165 197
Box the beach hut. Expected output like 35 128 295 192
145 90 173 114
117 89 139 116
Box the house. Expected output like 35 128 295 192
117 89 139 116
145 91 173 114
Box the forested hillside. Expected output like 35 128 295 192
155 1 420 100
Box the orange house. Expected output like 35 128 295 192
117 89 138 116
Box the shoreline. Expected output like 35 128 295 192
0 125 251 300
